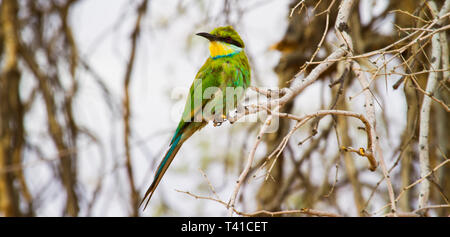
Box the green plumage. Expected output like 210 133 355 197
140 26 251 209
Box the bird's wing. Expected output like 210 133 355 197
169 58 223 144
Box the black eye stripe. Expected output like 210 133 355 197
220 37 242 47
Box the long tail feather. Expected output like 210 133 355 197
140 122 206 210
140 134 183 209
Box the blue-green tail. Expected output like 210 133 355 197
140 121 206 210
140 133 183 209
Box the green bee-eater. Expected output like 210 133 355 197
140 26 251 209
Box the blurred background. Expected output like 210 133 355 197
0 0 448 217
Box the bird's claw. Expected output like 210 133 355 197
213 114 227 127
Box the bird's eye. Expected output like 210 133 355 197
221 36 242 47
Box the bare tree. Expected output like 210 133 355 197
0 0 448 217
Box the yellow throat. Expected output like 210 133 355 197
208 41 241 59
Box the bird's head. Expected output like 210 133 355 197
196 25 245 49
196 26 245 59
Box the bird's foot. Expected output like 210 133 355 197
213 114 227 127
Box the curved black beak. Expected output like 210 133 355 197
196 32 217 41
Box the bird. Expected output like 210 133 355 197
140 26 251 209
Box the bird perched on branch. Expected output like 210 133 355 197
140 26 251 209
